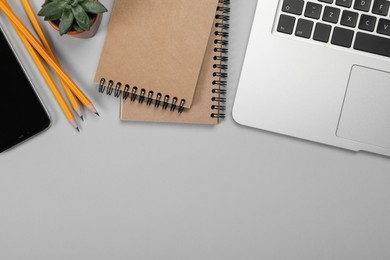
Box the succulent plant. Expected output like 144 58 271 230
38 0 108 36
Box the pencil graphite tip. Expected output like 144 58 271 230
76 127 80 132
70 118 79 130
86 103 99 116
95 112 100 117
75 107 83 119
80 115 85 121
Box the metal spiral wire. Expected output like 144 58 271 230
98 78 186 113
211 0 229 119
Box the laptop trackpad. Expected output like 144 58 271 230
337 65 390 149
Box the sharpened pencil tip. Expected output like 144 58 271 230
75 107 83 119
86 104 99 116
95 112 100 117
70 119 79 131
80 116 84 121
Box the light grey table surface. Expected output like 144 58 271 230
1 1 390 259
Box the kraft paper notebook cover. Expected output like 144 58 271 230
120 4 229 125
94 0 219 110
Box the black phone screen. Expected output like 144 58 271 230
0 30 51 153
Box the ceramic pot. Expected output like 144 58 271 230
44 0 103 39
48 13 102 39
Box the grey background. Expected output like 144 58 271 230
1 0 390 259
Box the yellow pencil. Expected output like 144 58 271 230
0 1 99 116
21 0 84 120
0 0 79 130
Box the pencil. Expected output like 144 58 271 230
0 1 99 116
21 0 84 120
0 0 79 130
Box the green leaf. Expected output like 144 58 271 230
73 23 84 32
59 8 74 35
41 0 56 6
38 0 67 17
70 0 80 7
80 0 107 14
43 12 63 21
40 2 51 9
72 4 91 31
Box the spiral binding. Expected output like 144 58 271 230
98 0 229 117
98 78 186 113
211 0 229 119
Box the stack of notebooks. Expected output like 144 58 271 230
95 0 230 125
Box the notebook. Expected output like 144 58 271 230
95 0 219 111
120 3 229 125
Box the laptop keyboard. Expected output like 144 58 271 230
277 0 390 57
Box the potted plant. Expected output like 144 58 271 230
38 0 108 38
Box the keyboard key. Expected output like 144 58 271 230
336 0 352 7
372 0 390 16
341 10 359 27
319 0 333 3
377 18 390 36
323 6 341 23
277 14 296 34
331 27 354 47
354 0 372 12
313 23 332 42
354 32 390 57
359 14 377 31
305 2 323 19
295 19 314 38
282 0 304 15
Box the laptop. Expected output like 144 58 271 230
233 0 390 156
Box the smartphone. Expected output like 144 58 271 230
0 29 51 153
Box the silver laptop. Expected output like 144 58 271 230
234 0 390 156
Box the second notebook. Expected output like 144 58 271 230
95 0 219 110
